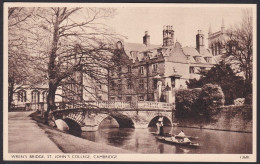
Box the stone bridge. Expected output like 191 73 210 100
51 101 175 131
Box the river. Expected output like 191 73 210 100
80 117 252 154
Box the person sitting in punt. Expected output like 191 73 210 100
171 136 178 142
181 137 191 143
177 130 185 137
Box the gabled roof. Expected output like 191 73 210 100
182 47 201 57
124 42 160 52
166 42 188 63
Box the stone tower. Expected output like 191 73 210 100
143 31 150 46
163 25 174 47
196 30 205 54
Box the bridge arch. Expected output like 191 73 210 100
148 115 172 127
63 118 82 136
94 113 135 129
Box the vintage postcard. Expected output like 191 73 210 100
3 3 257 162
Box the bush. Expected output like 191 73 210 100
175 84 225 119
197 84 225 118
245 94 252 105
175 88 201 118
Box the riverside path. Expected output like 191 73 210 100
8 112 62 153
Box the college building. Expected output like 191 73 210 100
12 22 226 107
108 25 222 103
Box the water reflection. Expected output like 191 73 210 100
81 117 252 154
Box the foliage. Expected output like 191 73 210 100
196 84 225 118
8 8 45 109
244 94 252 105
28 7 122 123
175 89 201 118
187 61 245 105
175 84 224 119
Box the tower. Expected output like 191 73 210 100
163 25 174 47
143 31 150 46
196 30 204 54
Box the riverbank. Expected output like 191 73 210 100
30 112 134 153
174 105 252 133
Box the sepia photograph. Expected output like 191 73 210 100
3 3 257 162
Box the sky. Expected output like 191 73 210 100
104 6 252 48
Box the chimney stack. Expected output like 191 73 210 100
196 30 204 54
143 31 150 46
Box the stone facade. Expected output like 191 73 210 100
109 26 217 103
208 19 227 56
12 85 62 109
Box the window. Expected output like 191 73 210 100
118 97 122 101
118 80 122 91
97 95 102 100
139 79 144 89
18 90 27 102
31 90 40 103
140 66 144 74
171 77 175 88
126 96 132 102
138 95 144 101
152 64 158 72
153 79 158 89
127 66 132 73
42 91 47 102
127 79 132 89
200 67 206 72
204 57 211 63
97 84 102 90
110 97 115 101
189 67 195 74
194 56 201 63
111 80 115 90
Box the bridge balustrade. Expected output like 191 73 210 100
137 101 173 110
22 100 174 111
87 101 173 110
89 101 132 109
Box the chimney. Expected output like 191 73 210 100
163 25 174 47
143 31 150 46
196 30 204 54
221 18 225 33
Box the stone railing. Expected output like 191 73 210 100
137 101 173 110
24 100 174 111
87 101 174 110
89 101 132 109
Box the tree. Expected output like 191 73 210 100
26 8 121 123
197 84 225 119
225 9 253 96
187 61 245 105
8 8 40 109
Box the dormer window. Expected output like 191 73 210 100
194 56 200 63
204 57 211 63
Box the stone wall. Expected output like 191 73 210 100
174 105 252 132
